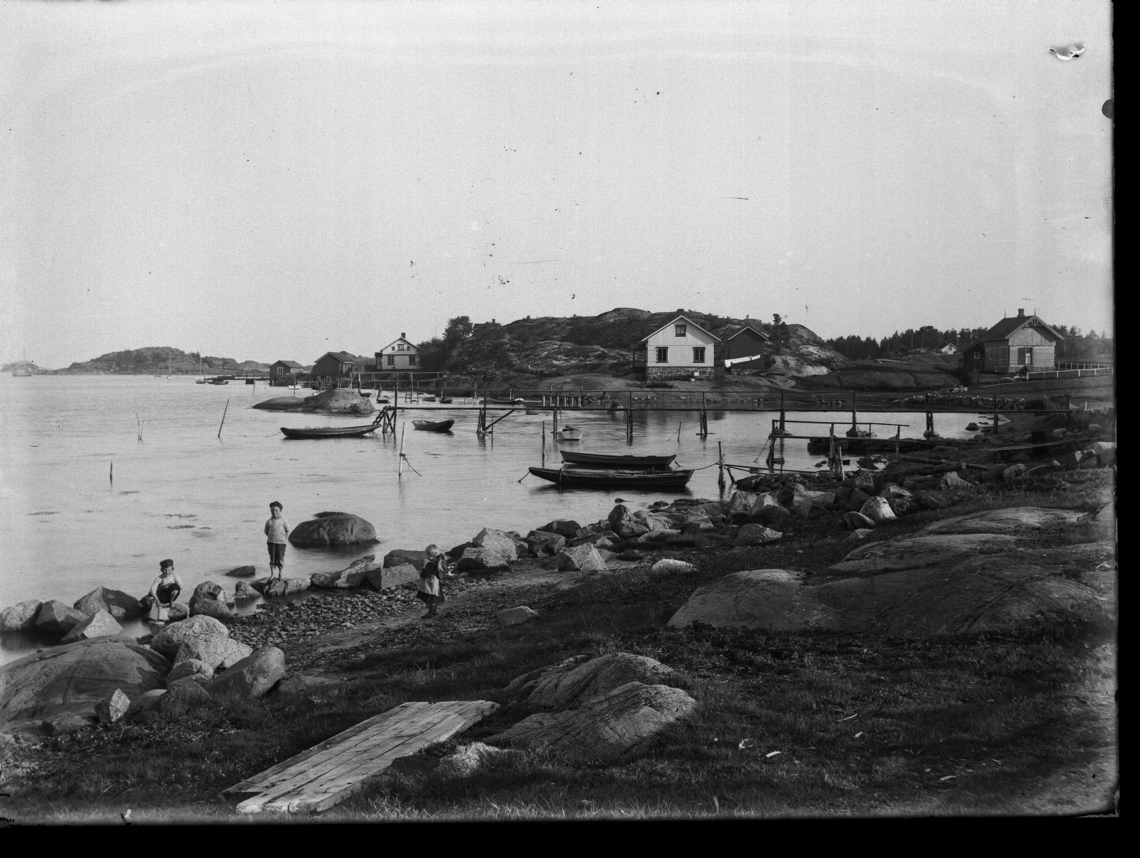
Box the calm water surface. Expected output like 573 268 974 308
0 376 977 664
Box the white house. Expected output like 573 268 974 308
376 334 420 370
640 315 721 380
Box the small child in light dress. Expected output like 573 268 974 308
416 544 451 619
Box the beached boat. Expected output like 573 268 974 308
528 465 694 489
559 451 677 470
556 426 583 441
412 419 455 433
206 377 229 385
281 415 383 439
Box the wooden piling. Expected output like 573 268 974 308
541 421 546 466
993 395 999 435
398 424 406 475
718 441 725 489
217 400 229 439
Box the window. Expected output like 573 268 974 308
408 355 417 366
693 347 706 363
655 347 669 363
387 355 395 366
675 324 687 337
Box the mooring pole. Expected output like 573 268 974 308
895 425 901 459
993 394 999 435
779 391 786 434
766 419 776 467
541 421 546 466
718 441 725 489
700 393 708 438
851 391 857 432
217 399 229 439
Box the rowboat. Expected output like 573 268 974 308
281 415 383 439
556 426 583 441
560 451 677 470
412 419 455 432
528 465 693 489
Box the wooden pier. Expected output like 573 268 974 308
222 699 498 814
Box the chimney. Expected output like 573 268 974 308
1017 309 1024 317
401 332 406 339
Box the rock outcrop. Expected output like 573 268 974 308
311 555 381 589
188 581 237 619
252 388 375 414
204 646 286 699
290 512 377 546
73 587 142 620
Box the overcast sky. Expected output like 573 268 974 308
1 1 1112 368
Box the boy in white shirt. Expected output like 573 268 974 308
264 501 290 579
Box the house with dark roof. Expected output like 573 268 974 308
723 322 771 369
310 351 360 386
269 360 304 385
640 315 722 380
969 309 1064 373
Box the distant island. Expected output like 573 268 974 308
42 347 268 376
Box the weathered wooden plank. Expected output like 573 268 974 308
231 700 498 814
222 702 431 797
240 703 491 813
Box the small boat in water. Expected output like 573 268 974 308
560 451 676 470
206 377 229 385
528 465 693 489
280 415 384 439
412 419 455 433
556 426 583 441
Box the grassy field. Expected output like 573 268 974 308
0 468 1116 823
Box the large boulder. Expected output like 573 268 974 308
311 555 381 589
173 636 251 673
289 512 376 546
497 606 539 627
253 388 375 414
73 587 142 620
556 544 607 572
204 646 286 699
506 653 681 709
188 581 237 620
225 566 257 578
456 547 512 572
34 601 88 638
95 688 132 725
526 531 567 556
149 615 230 661
608 504 651 540
859 496 897 525
0 600 42 634
0 637 170 729
436 742 525 779
487 681 697 762
471 528 519 562
537 520 582 538
383 549 427 571
60 610 123 644
254 577 312 597
734 524 782 546
364 563 420 591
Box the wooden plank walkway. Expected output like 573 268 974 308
222 700 499 814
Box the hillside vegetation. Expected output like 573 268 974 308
60 347 265 375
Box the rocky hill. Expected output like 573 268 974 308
450 308 849 385
58 347 267 375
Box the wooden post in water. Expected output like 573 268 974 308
699 393 708 438
541 421 546 467
895 425 901 459
217 400 229 439
779 391 786 434
718 441 725 489
992 394 999 435
850 391 857 433
398 424 406 476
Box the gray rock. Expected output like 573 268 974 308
364 563 419 591
651 559 697 574
878 483 912 500
0 637 170 729
497 606 539 627
608 504 651 539
383 549 428 570
311 555 381 589
457 547 512 572
205 646 286 699
225 566 257 578
538 520 582 538
0 600 43 634
233 581 259 601
939 471 973 490
173 636 251 672
487 681 696 762
150 615 230 661
73 587 142 620
526 530 567 556
60 609 123 644
95 688 131 725
258 577 311 597
189 581 236 620
556 544 607 572
507 652 680 709
1089 441 1115 466
844 511 875 530
167 658 215 685
734 524 783 546
34 601 88 638
157 682 211 720
289 512 376 546
859 496 896 524
1003 464 1028 481
43 712 94 736
471 528 519 562
668 570 819 631
847 528 875 542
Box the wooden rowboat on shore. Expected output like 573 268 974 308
281 414 384 439
559 451 676 470
412 419 455 433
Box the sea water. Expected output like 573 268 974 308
0 375 976 664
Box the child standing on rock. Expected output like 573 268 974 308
417 544 451 619
264 501 290 579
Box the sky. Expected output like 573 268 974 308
0 1 1113 369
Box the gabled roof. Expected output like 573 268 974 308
981 313 1063 342
380 337 419 352
724 324 771 342
273 359 304 369
315 351 358 365
956 340 983 354
640 315 721 343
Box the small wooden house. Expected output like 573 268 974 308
269 360 304 385
376 334 420 370
977 309 1063 373
958 341 985 374
311 352 359 386
640 315 721 380
723 323 771 365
